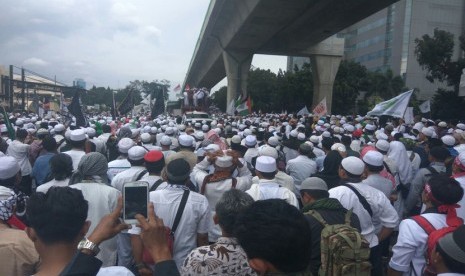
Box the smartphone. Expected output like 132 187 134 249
123 181 149 224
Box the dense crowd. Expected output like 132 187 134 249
1 111 465 276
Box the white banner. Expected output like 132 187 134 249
419 100 430 113
404 107 414 124
297 106 310 116
367 90 413 118
312 97 327 116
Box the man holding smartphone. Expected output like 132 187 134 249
129 158 211 272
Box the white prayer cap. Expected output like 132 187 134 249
365 124 376 131
150 127 158 134
194 132 204 140
143 126 151 133
0 156 20 180
201 125 209 132
118 138 135 153
324 123 330 129
297 133 306 141
179 134 194 147
457 123 465 130
128 146 147 161
54 124 65 132
290 130 298 138
131 128 140 138
239 124 246 130
160 136 172 146
310 135 319 144
70 129 86 142
413 122 423 131
178 125 186 131
86 127 96 138
0 125 7 133
344 124 355 132
421 127 434 137
215 155 233 168
255 156 277 173
322 131 331 138
245 135 257 147
331 143 346 153
300 177 328 191
165 127 174 135
376 133 388 141
65 129 72 139
204 144 220 152
362 151 384 167
333 127 341 134
141 133 151 143
375 140 390 152
438 121 447 128
15 119 24 126
231 135 241 144
37 128 48 135
243 129 252 137
341 156 365 176
258 145 278 159
317 120 324 125
267 136 279 147
441 135 456 146
214 128 221 135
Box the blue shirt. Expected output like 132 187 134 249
32 153 55 186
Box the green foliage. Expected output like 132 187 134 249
332 60 368 114
431 89 465 120
211 86 227 111
365 69 405 99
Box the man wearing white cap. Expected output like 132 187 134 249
251 146 294 192
452 152 465 221
107 137 134 181
243 135 259 166
441 135 458 157
362 151 395 199
286 144 317 197
160 136 176 159
246 156 298 208
53 123 66 145
63 129 87 171
111 146 148 192
140 133 160 151
329 156 399 275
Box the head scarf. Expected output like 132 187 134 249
388 141 413 184
0 187 16 221
69 152 108 185
206 130 227 150
320 150 343 176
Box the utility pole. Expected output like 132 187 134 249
9 65 13 110
21 67 25 111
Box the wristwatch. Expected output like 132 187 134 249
77 238 100 255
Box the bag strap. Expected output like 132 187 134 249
383 161 393 175
149 179 164 192
200 175 236 194
305 210 328 226
136 170 147 181
409 151 415 162
410 215 436 235
426 166 438 175
172 190 190 233
342 184 373 217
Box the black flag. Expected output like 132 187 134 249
118 89 134 116
68 89 87 127
151 86 165 118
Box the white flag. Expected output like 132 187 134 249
419 100 431 113
404 107 414 124
296 106 310 116
367 90 413 118
312 97 327 116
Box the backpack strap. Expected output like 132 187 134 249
342 184 373 217
305 210 329 226
200 174 213 195
344 209 353 225
149 179 164 192
135 170 148 181
383 161 393 175
171 190 190 234
425 166 438 175
410 215 436 235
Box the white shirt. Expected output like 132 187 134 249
453 175 465 221
111 166 145 192
63 149 86 171
286 155 317 193
389 213 448 276
71 182 120 267
243 147 258 164
107 159 131 182
6 140 31 175
246 179 299 208
362 174 395 199
139 174 167 191
129 185 211 269
36 178 70 193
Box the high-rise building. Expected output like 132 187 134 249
343 0 465 99
73 78 86 89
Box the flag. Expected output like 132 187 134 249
1 106 15 140
173 84 181 92
236 95 252 116
419 100 431 113
404 107 414 124
118 89 134 115
151 86 165 118
312 97 327 116
68 89 87 127
227 99 236 115
367 90 413 118
297 106 310 116
111 91 117 120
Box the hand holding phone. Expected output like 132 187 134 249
123 181 149 224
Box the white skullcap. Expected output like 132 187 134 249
376 133 388 141
131 128 140 138
331 143 346 153
413 122 423 131
0 125 7 133
150 127 158 134
194 132 204 140
179 134 194 147
310 135 319 144
438 121 447 128
341 156 365 176
297 133 306 141
160 136 172 146
65 129 72 139
362 151 384 167
317 120 324 126
375 140 390 152
441 135 456 146
165 127 174 135
215 155 233 168
267 136 279 147
54 124 65 132
118 138 135 153
365 124 376 131
231 135 241 144
201 125 209 131
457 123 465 130
128 146 147 161
243 129 252 137
15 119 24 126
37 128 48 135
421 127 434 137
255 156 277 173
245 135 257 147
86 128 96 137
290 130 298 138
204 144 220 152
322 131 331 138
344 125 355 132
141 133 151 143
70 129 86 142
258 145 278 159
0 156 21 180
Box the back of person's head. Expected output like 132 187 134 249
427 174 463 207
340 135 352 147
321 137 334 151
144 150 165 174
42 136 57 152
215 190 254 236
102 124 111 133
16 129 28 140
429 146 450 162
27 187 88 244
435 225 465 274
50 153 73 181
235 199 312 274
166 158 191 184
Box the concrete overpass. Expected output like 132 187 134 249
184 0 399 113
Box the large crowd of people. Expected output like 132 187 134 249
1 110 465 276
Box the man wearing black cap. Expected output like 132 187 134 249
129 158 211 272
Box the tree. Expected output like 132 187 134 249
365 69 405 100
332 60 368 115
247 68 278 112
211 86 227 111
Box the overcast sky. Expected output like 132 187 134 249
0 0 286 91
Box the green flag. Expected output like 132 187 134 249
1 106 15 140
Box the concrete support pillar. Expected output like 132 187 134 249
310 54 341 115
222 51 253 107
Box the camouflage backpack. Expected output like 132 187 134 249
305 209 371 276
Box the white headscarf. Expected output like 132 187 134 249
388 141 413 184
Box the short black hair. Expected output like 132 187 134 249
0 175 18 189
341 135 352 147
429 174 463 206
321 138 334 151
436 242 465 273
215 190 254 235
300 189 329 200
50 153 73 181
429 146 450 162
16 129 28 139
365 163 384 173
235 199 312 273
42 136 57 152
27 187 88 244
102 125 111 133
145 160 165 174
340 165 362 178
128 158 145 167
69 139 85 149
257 170 277 179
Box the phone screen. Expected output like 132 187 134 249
124 186 148 220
